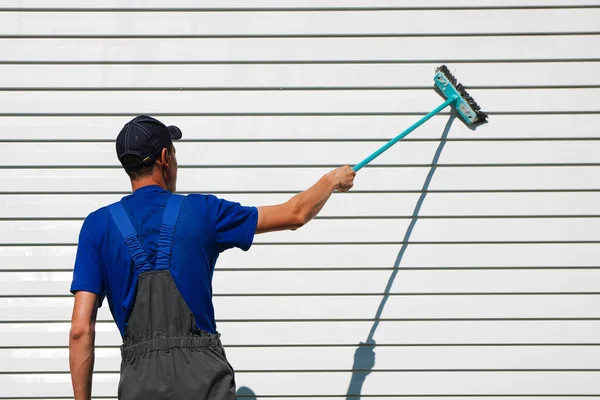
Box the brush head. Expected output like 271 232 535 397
434 65 488 126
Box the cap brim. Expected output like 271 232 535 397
167 125 182 140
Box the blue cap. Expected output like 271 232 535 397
116 115 182 171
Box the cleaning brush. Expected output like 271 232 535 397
352 65 488 172
434 65 488 125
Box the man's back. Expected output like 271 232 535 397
70 185 258 337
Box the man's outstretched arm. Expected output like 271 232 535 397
256 165 356 234
69 291 99 400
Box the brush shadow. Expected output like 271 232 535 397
237 386 257 400
345 114 457 399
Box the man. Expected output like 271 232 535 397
68 115 356 400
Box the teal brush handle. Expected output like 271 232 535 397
352 95 457 172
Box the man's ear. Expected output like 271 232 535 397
159 147 170 166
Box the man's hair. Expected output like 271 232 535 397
121 144 173 181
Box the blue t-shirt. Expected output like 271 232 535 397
70 185 258 337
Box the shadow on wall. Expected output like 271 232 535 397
237 386 257 400
235 115 466 399
346 115 457 399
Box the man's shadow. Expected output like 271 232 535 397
237 386 257 399
346 114 458 399
235 113 480 399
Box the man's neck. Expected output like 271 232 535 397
131 176 168 192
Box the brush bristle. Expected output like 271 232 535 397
436 65 488 123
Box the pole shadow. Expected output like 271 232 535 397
345 114 457 399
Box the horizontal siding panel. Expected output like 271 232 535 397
229 266 600 294
1 167 598 192
3 63 600 88
5 141 437 167
1 398 596 400
0 217 597 245
2 269 600 296
3 192 600 218
2 36 598 62
4 140 600 167
12 398 595 400
1 88 598 114
248 218 600 243
3 9 600 35
3 0 600 9
247 371 600 395
3 346 600 373
2 295 600 322
2 115 600 140
3 398 594 400
206 398 600 400
3 320 600 347
2 371 600 397
249 371 600 396
0 246 76 270
2 242 599 271
218 243 600 269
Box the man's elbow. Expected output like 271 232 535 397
69 323 95 342
289 201 310 230
289 215 307 231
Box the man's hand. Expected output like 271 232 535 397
328 165 356 193
256 165 357 234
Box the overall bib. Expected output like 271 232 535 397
109 195 237 400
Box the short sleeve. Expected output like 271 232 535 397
210 196 258 253
70 213 106 305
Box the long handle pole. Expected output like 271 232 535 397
352 95 457 172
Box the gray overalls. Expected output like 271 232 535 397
109 194 237 400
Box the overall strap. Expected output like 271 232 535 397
155 194 184 270
108 202 152 273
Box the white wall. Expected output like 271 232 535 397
1 1 599 398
